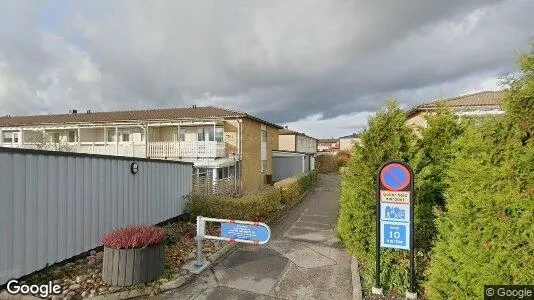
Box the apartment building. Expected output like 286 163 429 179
406 90 504 130
0 106 281 194
278 127 317 154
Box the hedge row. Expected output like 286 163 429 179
337 44 534 298
187 170 318 221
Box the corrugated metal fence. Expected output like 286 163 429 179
0 147 192 285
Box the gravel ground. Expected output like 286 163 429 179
2 220 225 299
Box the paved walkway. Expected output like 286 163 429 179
159 174 352 300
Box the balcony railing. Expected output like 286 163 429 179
147 141 225 159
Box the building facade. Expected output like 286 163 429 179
0 106 281 194
317 138 339 153
339 133 361 151
406 91 504 130
278 128 317 154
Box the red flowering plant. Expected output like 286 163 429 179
101 225 166 249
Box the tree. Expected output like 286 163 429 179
337 100 416 293
425 45 534 299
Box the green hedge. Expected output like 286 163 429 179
337 101 417 294
275 170 318 205
425 120 534 299
187 170 318 220
187 187 282 221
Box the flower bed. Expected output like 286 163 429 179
2 220 224 299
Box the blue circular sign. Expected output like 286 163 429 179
380 163 411 191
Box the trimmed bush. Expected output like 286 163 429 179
187 186 282 221
276 170 318 205
101 225 166 249
337 101 417 294
425 47 534 299
188 171 318 220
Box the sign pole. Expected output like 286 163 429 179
374 161 417 299
407 167 417 299
373 166 383 295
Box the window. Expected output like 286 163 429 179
261 160 267 172
122 131 130 142
68 131 77 143
52 132 60 143
107 128 115 142
197 127 214 141
215 127 224 142
2 131 17 143
178 128 186 141
215 167 233 180
261 128 267 142
229 165 235 178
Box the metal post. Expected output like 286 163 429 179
373 167 383 295
406 167 417 299
195 216 205 267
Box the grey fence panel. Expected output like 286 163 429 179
0 149 192 285
273 155 304 182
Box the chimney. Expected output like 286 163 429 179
191 105 197 109
284 126 288 129
69 109 78 114
86 110 91 114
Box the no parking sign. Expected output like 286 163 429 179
374 161 417 299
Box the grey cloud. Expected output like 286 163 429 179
0 0 532 137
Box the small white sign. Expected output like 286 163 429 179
380 190 410 204
380 202 410 223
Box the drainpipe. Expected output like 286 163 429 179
236 117 243 193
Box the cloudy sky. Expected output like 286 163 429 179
0 0 533 138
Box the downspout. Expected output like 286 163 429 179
236 117 243 193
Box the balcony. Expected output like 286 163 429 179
147 141 225 159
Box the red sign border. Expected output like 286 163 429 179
379 163 411 191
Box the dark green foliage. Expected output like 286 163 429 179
187 171 318 220
337 101 416 293
187 187 282 221
425 119 534 299
426 46 534 299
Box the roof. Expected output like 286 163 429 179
318 138 338 143
279 128 318 140
406 91 504 117
0 106 283 128
339 133 361 139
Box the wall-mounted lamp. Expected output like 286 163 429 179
130 162 139 174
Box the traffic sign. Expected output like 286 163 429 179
221 223 270 244
379 163 411 191
380 222 410 250
380 202 410 223
375 160 416 297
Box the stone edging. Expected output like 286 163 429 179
351 256 363 300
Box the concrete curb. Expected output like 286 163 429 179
351 256 363 300
207 243 237 264
89 288 151 300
